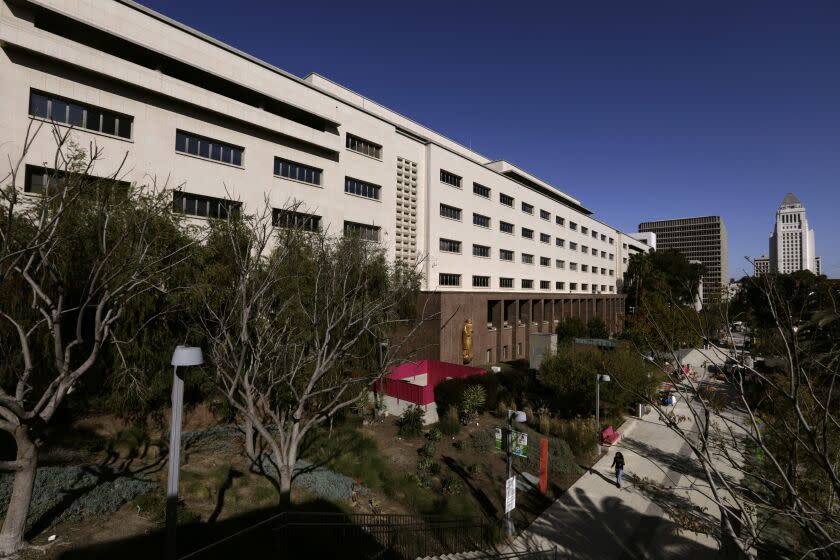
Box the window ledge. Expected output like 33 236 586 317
274 174 324 189
345 191 382 203
176 150 244 169
440 181 462 189
29 116 133 143
346 147 383 162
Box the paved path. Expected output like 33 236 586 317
507 392 722 559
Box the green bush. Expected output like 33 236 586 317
469 429 496 453
515 427 581 478
418 441 437 458
460 385 487 423
397 405 425 438
467 463 483 476
552 417 594 457
416 457 434 473
425 427 442 442
441 477 463 496
453 440 466 451
438 407 461 436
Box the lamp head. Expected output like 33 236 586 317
171 346 204 367
509 410 527 423
598 374 611 383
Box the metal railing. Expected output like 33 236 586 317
274 512 494 560
179 511 498 560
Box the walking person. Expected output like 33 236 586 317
611 451 625 488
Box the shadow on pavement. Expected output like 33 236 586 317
515 484 718 560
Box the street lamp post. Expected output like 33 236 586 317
166 345 204 560
595 374 611 454
504 409 527 537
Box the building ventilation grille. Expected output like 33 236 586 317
395 157 418 262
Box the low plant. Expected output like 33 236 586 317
397 405 425 438
460 385 487 424
418 441 437 458
551 417 594 457
469 429 496 453
441 477 463 496
425 427 442 442
438 407 461 436
416 457 434 473
428 462 441 475
467 463 483 476
453 440 467 451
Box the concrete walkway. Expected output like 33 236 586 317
508 394 721 559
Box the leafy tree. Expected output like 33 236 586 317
586 317 609 339
624 248 703 310
555 316 588 342
0 129 194 554
196 205 424 503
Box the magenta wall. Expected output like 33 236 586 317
376 360 485 405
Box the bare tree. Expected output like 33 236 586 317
0 127 195 554
196 204 426 503
619 269 840 559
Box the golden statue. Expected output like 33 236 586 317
462 319 474 363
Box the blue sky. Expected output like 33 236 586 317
137 0 840 278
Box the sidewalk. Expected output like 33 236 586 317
508 396 720 559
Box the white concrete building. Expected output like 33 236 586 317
769 193 819 275
0 0 650 363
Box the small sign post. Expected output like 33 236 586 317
505 475 516 513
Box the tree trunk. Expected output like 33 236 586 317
0 426 37 555
244 418 256 460
277 446 296 508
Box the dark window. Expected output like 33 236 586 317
500 193 514 207
570 222 578 231
24 164 129 195
521 202 534 214
439 273 461 287
173 191 241 219
272 209 321 231
540 281 550 290
440 203 462 220
274 158 322 186
522 254 534 264
556 238 565 247
439 238 462 253
344 221 380 242
522 279 534 289
522 228 534 239
345 177 381 200
473 244 490 257
570 283 577 290
346 134 382 159
556 260 565 269
582 226 589 234
473 213 491 228
540 209 550 220
556 216 565 226
500 221 514 234
500 249 514 261
472 275 490 288
540 233 550 243
29 90 132 139
570 242 578 251
556 281 565 290
540 257 550 266
29 92 48 118
176 130 244 166
500 277 514 288
440 170 462 188
473 183 490 198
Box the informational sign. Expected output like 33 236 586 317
505 476 516 513
495 427 529 458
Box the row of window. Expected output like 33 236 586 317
29 90 133 139
439 205 616 259
438 273 615 293
440 167 616 246
437 238 615 275
171 191 381 241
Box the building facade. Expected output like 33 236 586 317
768 193 819 275
0 0 650 364
753 255 770 276
638 216 729 306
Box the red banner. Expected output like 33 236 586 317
539 438 548 494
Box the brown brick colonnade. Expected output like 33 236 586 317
406 292 626 366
